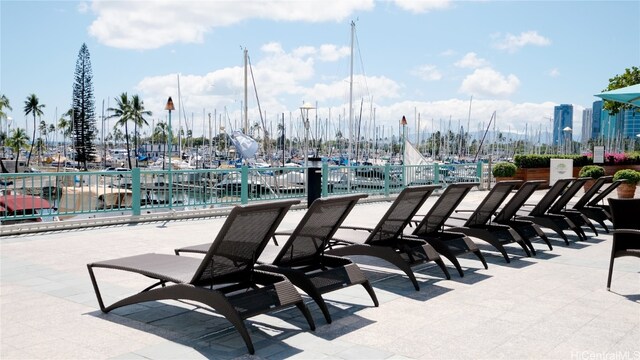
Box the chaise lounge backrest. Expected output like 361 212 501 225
528 178 574 217
548 177 590 213
572 176 612 209
463 181 521 227
191 199 299 285
494 180 544 222
412 182 478 236
365 185 440 244
273 194 368 267
587 179 626 207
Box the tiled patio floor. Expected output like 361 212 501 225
1 189 638 359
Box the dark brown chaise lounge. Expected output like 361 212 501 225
546 177 598 238
573 177 624 233
492 180 553 254
176 194 379 324
606 198 640 290
87 200 315 355
326 185 451 291
516 178 579 245
407 182 488 275
443 180 533 262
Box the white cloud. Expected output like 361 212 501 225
493 31 551 53
393 0 451 13
133 43 400 125
88 0 374 50
292 46 316 58
454 52 489 69
548 68 561 77
318 44 350 62
413 64 442 81
307 74 401 103
459 67 520 98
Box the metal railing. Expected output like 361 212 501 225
0 162 483 224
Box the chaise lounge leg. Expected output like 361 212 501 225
433 258 452 280
361 281 380 307
533 225 553 250
459 236 488 270
327 244 423 291
584 216 598 236
295 302 317 331
421 238 466 277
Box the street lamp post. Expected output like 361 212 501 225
401 116 407 163
299 102 315 168
563 126 572 155
165 97 175 209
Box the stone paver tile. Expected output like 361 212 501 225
333 344 394 359
131 341 208 360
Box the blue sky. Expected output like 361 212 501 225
1 0 639 143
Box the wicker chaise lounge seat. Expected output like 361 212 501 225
407 182 489 275
516 178 580 245
87 200 315 355
443 181 533 262
326 185 451 291
572 177 624 233
492 180 553 253
546 177 598 238
176 194 379 324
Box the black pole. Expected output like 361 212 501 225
282 113 285 167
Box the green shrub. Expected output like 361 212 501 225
492 162 517 177
613 169 640 185
578 165 605 179
514 154 590 168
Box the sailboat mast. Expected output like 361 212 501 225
243 48 249 135
348 20 355 165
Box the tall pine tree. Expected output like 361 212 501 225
72 43 97 169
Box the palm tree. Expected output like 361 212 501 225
107 93 132 169
57 109 73 157
129 95 151 167
0 94 12 119
6 128 29 172
47 124 56 146
23 94 45 168
0 94 12 155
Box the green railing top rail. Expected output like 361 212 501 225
0 163 481 225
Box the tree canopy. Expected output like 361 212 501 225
72 43 97 169
602 66 640 115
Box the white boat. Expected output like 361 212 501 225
56 185 134 218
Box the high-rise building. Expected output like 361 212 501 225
553 104 573 145
581 108 593 142
592 100 602 139
601 110 625 140
623 109 640 138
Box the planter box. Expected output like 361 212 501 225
514 168 551 188
515 165 640 189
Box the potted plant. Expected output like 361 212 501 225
578 165 605 192
492 162 517 182
613 169 640 198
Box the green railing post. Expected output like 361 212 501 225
476 161 483 179
434 163 440 185
321 162 329 198
131 168 141 216
384 163 390 197
241 165 249 204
